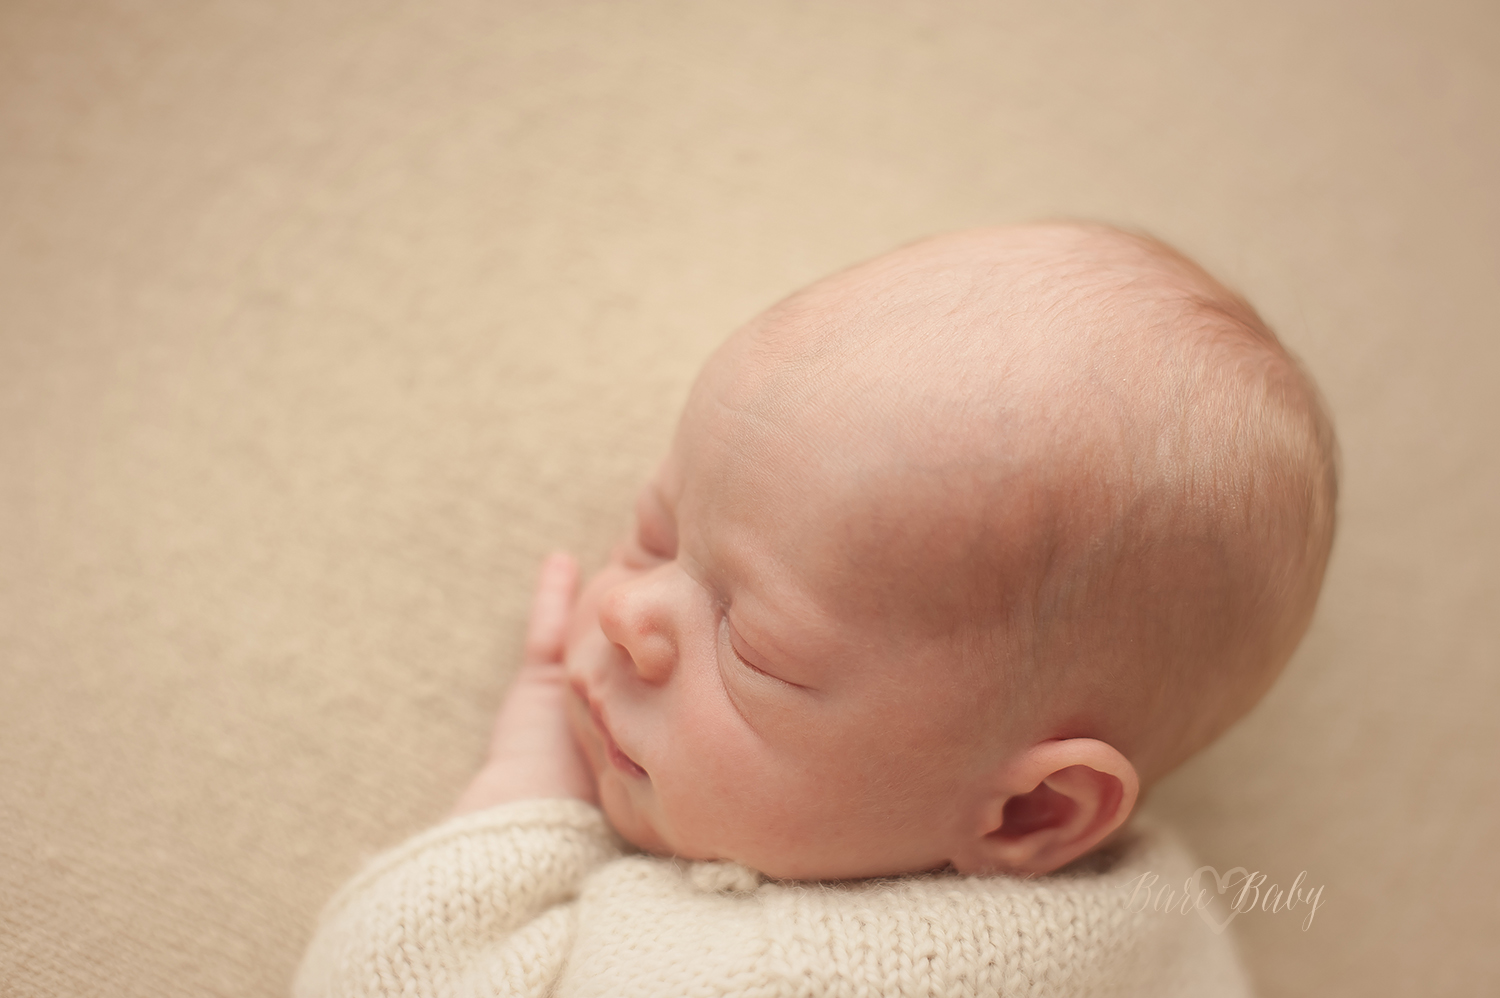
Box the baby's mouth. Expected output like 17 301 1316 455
576 685 648 779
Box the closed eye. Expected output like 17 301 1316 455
730 641 774 679
623 512 676 567
725 620 808 690
635 533 672 560
634 483 678 560
620 535 668 570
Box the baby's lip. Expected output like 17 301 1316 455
572 680 648 779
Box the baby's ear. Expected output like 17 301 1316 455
950 739 1139 876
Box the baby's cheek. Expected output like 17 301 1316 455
664 726 787 848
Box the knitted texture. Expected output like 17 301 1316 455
295 800 1252 998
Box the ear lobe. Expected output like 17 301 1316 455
951 739 1139 876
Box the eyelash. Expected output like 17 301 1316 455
729 640 769 677
717 614 760 675
722 619 806 691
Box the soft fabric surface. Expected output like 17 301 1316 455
1 2 1495 995
294 800 1252 998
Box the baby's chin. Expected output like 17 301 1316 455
594 787 812 875
595 776 676 858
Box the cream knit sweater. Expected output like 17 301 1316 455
295 799 1253 997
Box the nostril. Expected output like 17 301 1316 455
595 577 675 684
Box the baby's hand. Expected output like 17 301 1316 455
452 553 598 815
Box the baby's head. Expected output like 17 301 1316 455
563 223 1337 881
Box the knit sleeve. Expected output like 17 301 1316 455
294 798 621 998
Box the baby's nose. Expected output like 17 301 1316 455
596 573 677 684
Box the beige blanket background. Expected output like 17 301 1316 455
2 2 1495 995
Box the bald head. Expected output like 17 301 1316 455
690 222 1336 784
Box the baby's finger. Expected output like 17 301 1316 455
523 552 579 666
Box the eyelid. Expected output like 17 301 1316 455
620 543 662 571
634 532 672 560
729 640 772 678
725 619 807 690
634 485 678 558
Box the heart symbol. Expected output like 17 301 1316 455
1189 866 1249 935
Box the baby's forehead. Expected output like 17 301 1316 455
717 235 1192 428
669 222 1269 622
668 377 1067 641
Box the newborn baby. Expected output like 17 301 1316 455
299 223 1336 997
